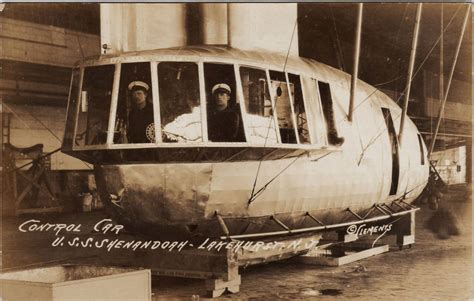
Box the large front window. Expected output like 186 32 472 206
66 60 325 151
158 62 202 143
114 62 154 144
76 65 115 146
240 67 278 144
205 63 245 143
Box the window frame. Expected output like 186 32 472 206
299 76 328 146
234 64 251 145
202 62 247 144
316 80 342 146
73 63 118 150
313 79 330 146
284 72 302 144
265 68 283 144
268 69 304 145
69 56 340 151
236 64 282 145
106 63 122 145
198 61 209 143
108 61 158 147
155 60 204 145
151 61 163 143
63 67 83 150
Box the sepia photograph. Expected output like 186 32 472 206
0 2 472 300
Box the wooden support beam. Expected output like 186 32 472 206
396 210 416 250
348 3 363 122
299 244 389 267
399 3 422 145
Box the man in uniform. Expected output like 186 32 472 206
207 83 245 142
127 81 154 143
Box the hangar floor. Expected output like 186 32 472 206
1 184 472 300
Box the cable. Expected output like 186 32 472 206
247 4 459 204
373 75 404 87
248 151 334 205
373 5 461 89
73 29 85 60
329 4 346 72
3 102 62 143
336 4 462 128
282 19 298 73
247 4 463 205
248 17 298 205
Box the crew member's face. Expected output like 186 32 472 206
132 90 147 107
214 91 230 111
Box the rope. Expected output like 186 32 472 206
73 29 85 60
247 5 461 204
329 4 346 72
2 103 63 143
336 3 461 132
248 151 334 205
248 17 298 204
247 3 463 205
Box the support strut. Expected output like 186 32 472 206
399 3 422 145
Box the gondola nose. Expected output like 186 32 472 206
94 163 212 222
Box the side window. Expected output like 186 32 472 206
300 77 326 145
318 81 344 145
270 71 298 144
63 68 81 149
159 62 202 143
288 74 311 144
239 67 278 144
114 62 153 144
205 63 245 142
76 65 115 146
417 134 425 165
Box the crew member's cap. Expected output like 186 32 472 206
128 81 149 92
212 83 231 95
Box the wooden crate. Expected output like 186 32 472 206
0 265 151 301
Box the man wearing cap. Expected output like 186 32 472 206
127 81 154 143
208 83 245 142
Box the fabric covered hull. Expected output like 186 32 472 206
94 152 426 240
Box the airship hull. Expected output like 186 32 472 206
61 46 429 240
94 147 426 240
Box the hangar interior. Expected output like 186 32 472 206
0 4 472 299
0 3 471 215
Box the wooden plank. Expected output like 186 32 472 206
299 244 389 267
396 211 416 249
236 233 322 266
151 269 216 279
397 235 415 247
0 17 100 68
205 276 241 290
134 248 236 280
0 266 151 301
338 233 358 243
205 276 241 298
